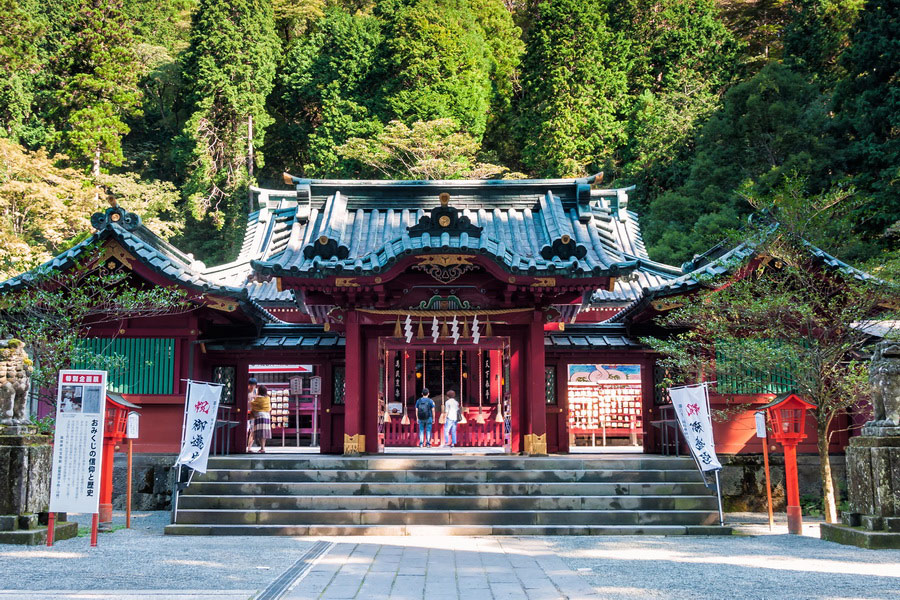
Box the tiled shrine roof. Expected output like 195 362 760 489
608 223 877 323
251 176 675 282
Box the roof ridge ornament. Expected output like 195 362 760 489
407 192 483 238
90 206 142 232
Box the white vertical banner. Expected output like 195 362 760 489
669 384 722 472
49 370 108 513
174 381 222 474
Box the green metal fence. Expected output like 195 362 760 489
74 338 176 394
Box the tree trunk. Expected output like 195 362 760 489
817 418 839 523
92 147 101 178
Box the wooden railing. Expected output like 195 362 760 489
383 407 503 447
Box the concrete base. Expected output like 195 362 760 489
821 523 900 549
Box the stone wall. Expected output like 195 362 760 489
110 454 176 511
719 453 846 512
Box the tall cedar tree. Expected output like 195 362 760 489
55 0 142 176
275 7 384 178
0 0 42 143
831 0 900 253
516 0 628 177
178 0 279 259
378 0 511 141
612 0 739 199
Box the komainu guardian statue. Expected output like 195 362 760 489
0 339 32 427
867 341 900 432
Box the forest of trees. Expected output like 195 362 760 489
0 0 897 275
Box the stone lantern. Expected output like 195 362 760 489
759 392 815 535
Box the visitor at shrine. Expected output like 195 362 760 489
250 385 272 453
443 390 460 447
415 388 435 448
246 377 258 449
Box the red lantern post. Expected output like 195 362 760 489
99 393 142 531
762 393 815 535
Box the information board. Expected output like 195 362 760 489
49 370 108 513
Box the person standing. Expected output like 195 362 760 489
415 388 435 448
246 377 258 449
443 390 460 447
250 385 272 453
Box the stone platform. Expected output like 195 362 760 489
821 434 900 549
0 513 78 545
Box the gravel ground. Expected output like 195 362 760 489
0 512 313 593
547 524 900 600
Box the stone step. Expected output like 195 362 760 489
196 468 704 484
173 508 720 527
204 456 698 472
181 480 714 497
177 494 718 511
165 523 732 536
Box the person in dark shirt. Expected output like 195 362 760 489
415 388 435 448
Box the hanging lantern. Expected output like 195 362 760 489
393 317 402 338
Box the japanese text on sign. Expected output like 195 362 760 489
174 381 222 474
49 370 108 513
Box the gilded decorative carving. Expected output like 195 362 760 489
344 433 365 455
530 277 556 287
206 296 238 312
96 240 136 270
407 194 483 238
651 299 684 312
523 433 547 456
335 277 360 287
412 255 478 284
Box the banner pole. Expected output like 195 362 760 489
171 381 193 525
714 470 725 526
762 415 775 531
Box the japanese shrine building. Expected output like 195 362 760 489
3 175 854 456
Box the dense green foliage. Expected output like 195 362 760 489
0 0 897 270
176 0 280 259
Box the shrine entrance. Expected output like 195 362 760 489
377 338 511 450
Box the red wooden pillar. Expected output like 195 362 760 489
526 311 547 454
784 443 803 534
98 438 115 530
343 310 364 454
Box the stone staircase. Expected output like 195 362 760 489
164 454 731 536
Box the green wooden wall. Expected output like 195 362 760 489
74 338 176 394
714 347 794 395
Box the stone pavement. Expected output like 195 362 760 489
2 512 900 600
282 537 598 600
